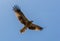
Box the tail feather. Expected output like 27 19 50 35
20 26 27 33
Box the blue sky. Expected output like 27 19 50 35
0 0 60 41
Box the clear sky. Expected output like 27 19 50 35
0 0 60 41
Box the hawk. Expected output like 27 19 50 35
13 5 43 33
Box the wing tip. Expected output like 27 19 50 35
13 5 21 12
35 27 43 31
40 27 43 30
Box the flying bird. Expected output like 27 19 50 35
13 5 43 33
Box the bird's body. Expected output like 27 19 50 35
13 6 43 33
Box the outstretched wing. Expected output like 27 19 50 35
13 5 29 25
28 23 43 31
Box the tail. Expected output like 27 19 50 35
20 26 27 33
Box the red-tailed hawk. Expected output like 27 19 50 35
13 5 43 33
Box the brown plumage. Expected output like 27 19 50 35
13 5 43 33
